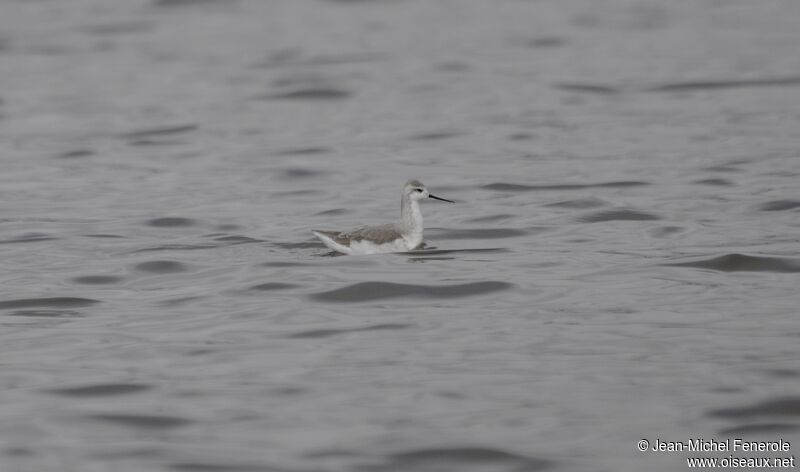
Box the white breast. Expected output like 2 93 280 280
402 231 423 251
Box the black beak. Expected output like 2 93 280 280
429 194 454 203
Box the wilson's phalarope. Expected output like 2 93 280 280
312 179 454 255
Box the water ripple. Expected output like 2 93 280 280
650 77 800 92
666 254 800 273
87 413 193 430
409 130 464 141
483 181 648 192
212 235 264 244
288 323 410 339
543 198 607 209
719 423 800 436
134 260 189 273
121 124 197 140
6 310 84 318
153 0 235 7
462 214 516 223
168 463 269 472
694 178 733 186
365 447 552 472
261 88 351 100
71 275 124 285
759 200 800 211
0 297 100 309
249 282 298 291
577 209 660 223
707 396 800 418
133 244 218 253
273 147 331 156
310 281 512 302
277 167 327 179
57 149 95 158
555 83 620 94
0 233 58 244
146 217 198 227
44 384 151 397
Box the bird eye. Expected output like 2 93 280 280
415 188 423 192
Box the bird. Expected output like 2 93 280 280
312 179 454 255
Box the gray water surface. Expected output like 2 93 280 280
2 0 800 471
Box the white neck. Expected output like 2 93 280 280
400 195 423 236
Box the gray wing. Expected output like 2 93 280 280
342 224 403 244
312 230 352 247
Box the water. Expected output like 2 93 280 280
2 0 800 471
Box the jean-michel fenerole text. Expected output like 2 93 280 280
652 438 791 453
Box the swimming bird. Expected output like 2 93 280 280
312 180 454 255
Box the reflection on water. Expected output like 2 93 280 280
1 0 800 471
